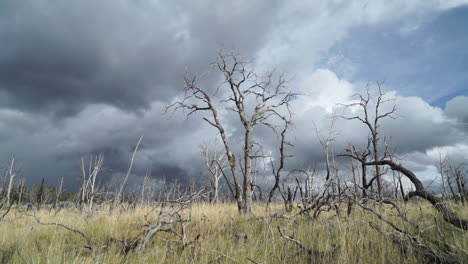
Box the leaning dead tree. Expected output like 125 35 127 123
342 146 468 229
116 135 143 205
339 83 396 199
339 86 468 230
168 51 295 213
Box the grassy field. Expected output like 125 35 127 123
0 202 467 263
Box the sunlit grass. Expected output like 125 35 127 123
0 202 466 263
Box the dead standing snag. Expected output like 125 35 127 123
167 51 295 214
339 83 396 199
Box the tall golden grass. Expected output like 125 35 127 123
0 202 466 263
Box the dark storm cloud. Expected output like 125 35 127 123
0 101 218 188
0 0 281 116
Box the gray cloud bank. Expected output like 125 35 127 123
0 0 467 192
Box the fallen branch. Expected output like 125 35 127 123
207 254 226 264
277 226 338 258
369 222 458 264
357 201 459 264
24 213 89 241
246 256 262 264
0 202 14 221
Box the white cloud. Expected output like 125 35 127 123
288 69 467 182
427 143 468 163
294 69 354 114
444 96 468 122
255 0 468 71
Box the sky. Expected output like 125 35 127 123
0 0 467 193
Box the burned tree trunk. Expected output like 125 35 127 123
243 127 254 213
267 118 292 207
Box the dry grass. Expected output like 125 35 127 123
0 202 467 263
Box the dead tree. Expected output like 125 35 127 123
5 156 18 207
110 189 204 253
200 140 228 203
350 159 360 199
54 176 64 209
291 167 317 210
80 153 104 210
339 86 467 229
339 83 396 199
36 178 45 210
448 162 466 204
140 168 153 206
276 183 297 213
435 150 450 198
167 51 295 214
310 114 351 208
0 157 18 220
391 170 405 200
17 178 25 204
315 115 339 196
116 135 143 205
340 146 468 230
267 117 293 206
353 139 373 199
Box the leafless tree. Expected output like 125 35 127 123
339 83 396 199
341 145 468 230
5 156 18 207
0 157 18 221
350 139 373 199
17 178 25 204
167 51 295 213
55 176 64 209
140 168 153 206
36 178 45 210
116 135 143 205
292 167 317 208
200 140 228 203
350 158 360 199
266 117 293 206
80 153 104 210
315 115 339 196
448 162 466 204
390 170 405 200
339 86 467 230
434 150 451 198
